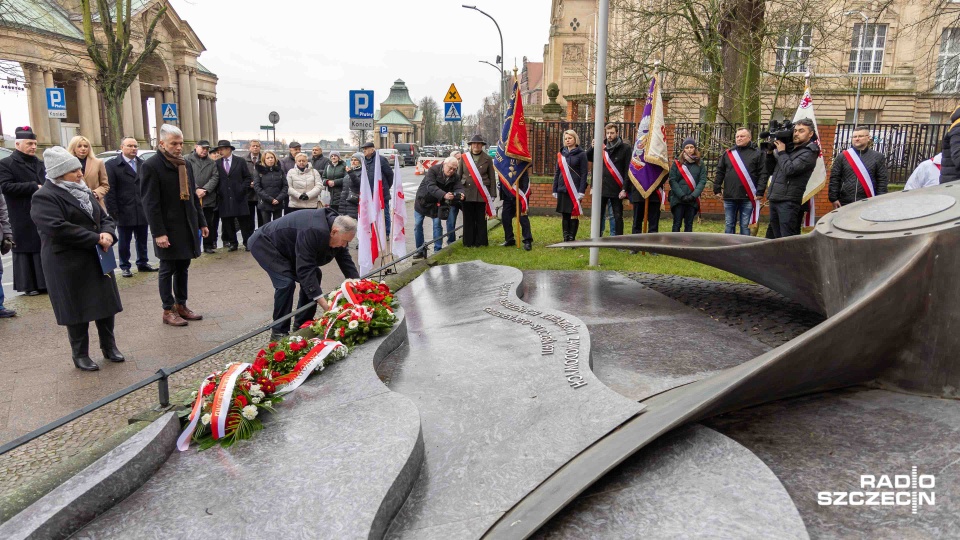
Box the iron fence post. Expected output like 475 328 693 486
157 368 171 408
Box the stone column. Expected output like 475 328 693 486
154 90 163 143
141 96 151 144
76 76 94 141
87 77 103 149
23 65 49 144
130 77 146 144
177 68 195 141
211 97 219 142
43 69 60 145
188 69 201 142
201 97 213 141
121 86 135 139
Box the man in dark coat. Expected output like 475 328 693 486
829 126 889 207
361 142 394 234
766 119 820 238
280 141 300 176
215 139 254 251
248 209 358 338
0 192 15 318
457 135 497 248
585 124 631 237
310 145 330 175
244 140 263 228
184 140 219 253
105 137 156 277
140 124 209 327
0 126 46 295
414 158 464 256
939 105 960 184
714 128 767 235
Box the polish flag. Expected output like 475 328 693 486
391 155 407 258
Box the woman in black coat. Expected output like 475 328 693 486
322 152 347 210
30 147 124 371
552 130 589 242
254 151 288 223
338 153 363 219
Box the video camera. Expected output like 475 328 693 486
759 120 795 153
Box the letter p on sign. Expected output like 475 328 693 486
349 90 374 119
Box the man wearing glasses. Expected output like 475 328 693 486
105 137 157 277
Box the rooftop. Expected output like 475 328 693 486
0 0 84 40
382 79 416 106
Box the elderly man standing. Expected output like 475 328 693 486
829 126 888 207
248 210 358 339
311 145 330 173
140 124 209 327
184 140 219 254
105 137 155 277
458 134 496 247
0 193 15 318
0 126 46 295
215 139 254 251
361 142 394 233
244 139 263 228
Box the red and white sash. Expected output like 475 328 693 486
210 362 251 440
842 148 875 198
728 149 760 224
462 154 495 217
804 198 817 227
274 340 346 395
933 157 942 171
602 150 625 189
176 373 215 451
557 152 583 217
675 160 697 192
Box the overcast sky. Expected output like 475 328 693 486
0 0 552 145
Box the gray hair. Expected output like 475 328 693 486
332 215 358 234
443 156 459 168
159 124 183 142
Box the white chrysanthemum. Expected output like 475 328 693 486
241 405 258 420
252 396 261 404
249 384 261 394
201 413 211 425
348 320 359 329
242 371 254 380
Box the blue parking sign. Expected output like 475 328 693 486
349 90 374 119
46 88 66 119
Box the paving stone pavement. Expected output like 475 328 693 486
624 272 826 348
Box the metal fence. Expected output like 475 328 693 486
834 123 949 184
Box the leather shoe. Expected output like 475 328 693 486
24 290 40 296
523 241 532 251
0 307 16 318
227 244 238 252
501 240 515 247
175 304 203 321
102 347 126 362
163 309 188 326
270 332 288 341
73 355 100 371
412 250 426 260
121 269 133 278
203 248 216 254
138 264 158 272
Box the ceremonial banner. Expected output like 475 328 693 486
792 82 826 226
391 155 407 258
627 75 669 198
494 77 532 213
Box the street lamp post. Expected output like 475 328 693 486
463 5 505 139
845 10 870 126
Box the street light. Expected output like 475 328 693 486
463 5 505 140
844 10 870 126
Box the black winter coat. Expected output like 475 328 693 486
254 164 289 212
714 142 767 200
140 152 207 260
0 150 45 253
338 168 361 219
363 154 394 201
415 163 464 218
766 141 820 203
587 138 631 198
31 181 122 326
941 106 960 184
553 146 588 214
322 161 347 210
829 147 889 205
105 155 148 227
216 156 253 218
248 208 358 301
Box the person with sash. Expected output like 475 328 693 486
668 138 707 232
904 153 942 191
714 128 766 235
458 134 497 247
829 126 888 208
588 124 631 237
552 130 589 242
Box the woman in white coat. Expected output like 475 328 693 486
286 153 323 211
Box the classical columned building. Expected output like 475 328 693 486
373 79 424 148
0 0 218 150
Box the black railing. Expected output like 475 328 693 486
833 123 949 184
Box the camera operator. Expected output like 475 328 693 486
765 118 819 238
829 127 888 208
413 157 464 257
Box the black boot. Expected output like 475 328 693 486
570 219 580 241
97 316 125 363
68 324 99 371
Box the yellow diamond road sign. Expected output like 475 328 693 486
444 84 462 103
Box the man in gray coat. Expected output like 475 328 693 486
0 193 15 317
184 140 219 254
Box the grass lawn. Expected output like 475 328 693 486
433 215 770 283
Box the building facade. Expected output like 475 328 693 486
0 0 218 150
373 79 424 149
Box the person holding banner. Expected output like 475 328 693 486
668 138 707 232
829 127 888 207
458 135 497 247
714 128 766 235
553 130 589 242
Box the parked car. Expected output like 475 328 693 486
377 148 403 167
97 149 157 162
420 146 438 158
0 147 13 160
393 143 418 166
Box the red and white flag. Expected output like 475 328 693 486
391 155 407 259
358 156 385 274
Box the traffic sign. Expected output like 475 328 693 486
444 84 462 103
444 102 462 122
161 103 178 121
380 125 388 136
268 111 280 124
259 125 275 130
46 88 66 119
349 90 375 119
350 118 374 130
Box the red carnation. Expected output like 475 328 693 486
257 349 266 359
272 370 281 378
235 394 248 408
253 357 268 372
202 382 215 396
273 350 286 361
339 327 346 337
268 342 278 350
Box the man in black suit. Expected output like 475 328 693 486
248 209 358 339
214 139 254 251
105 137 156 277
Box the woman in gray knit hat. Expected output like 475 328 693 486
30 146 125 371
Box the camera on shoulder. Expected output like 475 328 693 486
759 120 795 153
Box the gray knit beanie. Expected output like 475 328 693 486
44 146 83 180
352 152 363 162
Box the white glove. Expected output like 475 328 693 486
577 193 584 201
552 193 558 199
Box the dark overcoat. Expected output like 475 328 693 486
254 163 289 212
140 152 206 260
30 180 122 326
104 155 148 227
0 150 45 253
216 155 253 218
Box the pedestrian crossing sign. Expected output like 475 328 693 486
161 103 178 121
444 102 462 122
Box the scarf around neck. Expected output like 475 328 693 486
160 148 190 200
52 179 94 219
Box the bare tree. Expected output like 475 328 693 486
418 96 441 145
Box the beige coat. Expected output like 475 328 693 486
81 155 109 209
286 165 324 209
